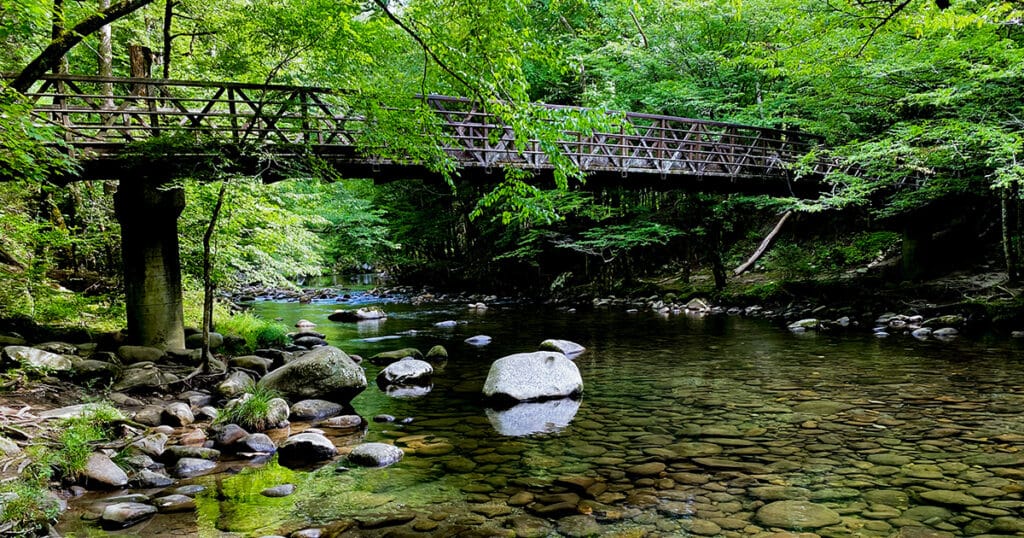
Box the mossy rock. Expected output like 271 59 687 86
369 348 423 366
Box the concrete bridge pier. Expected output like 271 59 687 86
114 178 186 349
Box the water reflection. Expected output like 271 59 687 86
384 384 433 399
486 398 581 436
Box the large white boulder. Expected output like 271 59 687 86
482 351 582 403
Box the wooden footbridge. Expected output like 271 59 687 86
10 73 849 350
22 74 839 193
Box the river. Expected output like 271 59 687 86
61 291 1024 536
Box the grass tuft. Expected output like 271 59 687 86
215 384 283 431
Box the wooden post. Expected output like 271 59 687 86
128 44 152 95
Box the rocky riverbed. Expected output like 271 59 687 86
4 297 1024 537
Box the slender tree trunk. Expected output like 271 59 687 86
10 0 156 93
52 0 69 74
201 180 229 372
1002 186 1021 283
162 0 174 79
710 221 727 290
98 0 114 108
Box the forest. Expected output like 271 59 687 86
2 0 1024 325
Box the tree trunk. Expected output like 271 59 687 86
201 180 229 372
52 0 69 74
162 0 174 79
1002 186 1021 283
10 0 156 93
98 0 114 108
710 222 727 290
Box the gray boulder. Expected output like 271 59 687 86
539 339 585 358
425 345 448 362
369 347 423 365
464 335 492 347
162 402 194 427
184 332 223 350
132 432 169 457
228 355 273 375
376 359 433 387
132 469 174 488
117 345 165 364
101 502 157 529
278 432 337 465
173 457 217 478
292 336 328 348
71 360 120 384
257 346 366 403
290 399 346 421
328 307 387 322
482 351 583 403
348 442 404 467
233 433 276 455
35 342 78 355
787 319 820 333
0 436 21 456
113 363 179 392
81 452 129 488
152 494 196 513
2 346 72 373
217 370 254 399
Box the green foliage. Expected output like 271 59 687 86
216 312 289 353
763 243 816 280
179 176 327 289
0 404 120 535
53 403 123 479
556 222 682 262
0 87 77 183
0 476 62 536
215 385 282 431
821 231 900 269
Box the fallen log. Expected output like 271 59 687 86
733 211 792 276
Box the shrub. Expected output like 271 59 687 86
215 312 289 353
763 243 816 280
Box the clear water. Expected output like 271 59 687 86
62 295 1024 537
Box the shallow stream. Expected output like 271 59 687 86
61 294 1024 537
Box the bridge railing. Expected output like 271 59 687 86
16 74 837 180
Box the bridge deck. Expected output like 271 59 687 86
18 75 839 192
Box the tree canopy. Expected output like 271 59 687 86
1 0 1023 302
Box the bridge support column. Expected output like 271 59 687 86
114 178 186 349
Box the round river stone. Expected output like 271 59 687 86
756 500 841 529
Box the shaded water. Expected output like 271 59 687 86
65 296 1024 536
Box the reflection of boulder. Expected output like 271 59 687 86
384 384 432 399
486 399 581 436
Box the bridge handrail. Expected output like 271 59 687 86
8 73 840 181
